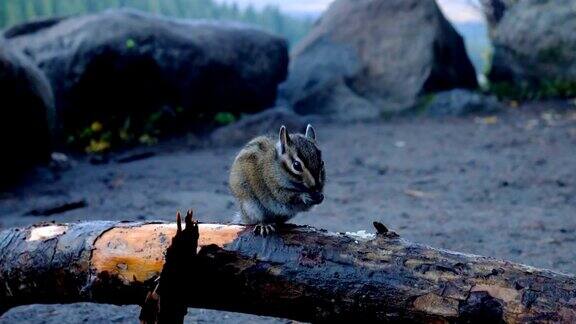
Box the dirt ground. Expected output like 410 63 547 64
1 102 576 322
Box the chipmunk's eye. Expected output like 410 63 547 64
292 160 303 172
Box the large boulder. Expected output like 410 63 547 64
486 0 576 97
280 0 478 121
3 9 288 146
0 41 54 182
424 89 502 117
479 0 518 30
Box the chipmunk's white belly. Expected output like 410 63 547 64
264 199 297 219
241 197 304 224
241 200 265 224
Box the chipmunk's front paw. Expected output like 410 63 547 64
253 223 276 237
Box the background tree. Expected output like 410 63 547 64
0 0 313 46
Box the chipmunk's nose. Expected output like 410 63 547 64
310 192 324 204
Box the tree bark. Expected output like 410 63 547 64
1 220 575 323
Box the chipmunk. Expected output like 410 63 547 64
229 124 325 235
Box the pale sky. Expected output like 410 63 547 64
215 0 484 23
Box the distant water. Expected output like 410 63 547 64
454 22 492 77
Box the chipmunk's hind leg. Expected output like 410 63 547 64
240 200 277 237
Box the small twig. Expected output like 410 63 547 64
373 221 399 239
373 221 389 235
404 189 437 199
25 199 87 216
115 151 155 164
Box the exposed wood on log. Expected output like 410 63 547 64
91 222 243 283
1 218 575 323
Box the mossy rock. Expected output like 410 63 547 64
488 0 576 98
4 9 288 152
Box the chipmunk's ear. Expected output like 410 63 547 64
305 124 316 141
279 125 290 154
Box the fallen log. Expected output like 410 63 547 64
1 216 575 323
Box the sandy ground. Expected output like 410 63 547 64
1 102 576 322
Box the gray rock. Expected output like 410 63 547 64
425 89 502 117
479 0 518 29
3 9 288 139
0 303 290 324
487 0 576 94
211 108 309 147
3 16 66 38
280 0 477 120
291 78 381 122
0 42 54 182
